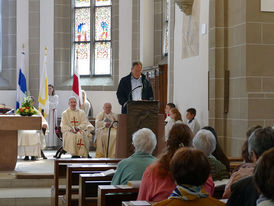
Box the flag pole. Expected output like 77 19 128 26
45 46 48 56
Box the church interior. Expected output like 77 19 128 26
1 0 274 205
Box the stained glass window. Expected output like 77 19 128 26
163 0 169 56
75 0 90 7
95 7 111 41
163 25 168 55
95 42 111 75
0 1 2 73
95 0 112 6
75 43 90 75
75 8 90 42
73 0 112 76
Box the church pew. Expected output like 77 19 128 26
79 174 114 206
65 164 117 206
97 185 139 206
52 158 122 206
122 201 151 206
228 157 243 173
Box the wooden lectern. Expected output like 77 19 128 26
0 115 42 171
116 101 165 158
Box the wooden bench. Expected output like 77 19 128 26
65 164 117 206
122 201 151 206
228 157 243 173
79 174 114 206
98 185 139 206
52 158 122 206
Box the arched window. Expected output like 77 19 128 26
163 0 169 56
0 1 2 72
73 0 112 76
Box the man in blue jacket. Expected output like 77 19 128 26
116 61 154 114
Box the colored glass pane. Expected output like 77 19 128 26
75 0 90 7
95 0 112 6
75 43 90 75
95 42 111 75
95 7 111 41
75 8 90 42
166 0 169 21
163 24 168 55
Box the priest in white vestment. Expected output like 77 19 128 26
95 103 118 158
18 97 48 161
46 84 59 148
61 96 94 158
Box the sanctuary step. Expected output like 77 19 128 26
0 150 96 206
0 188 51 206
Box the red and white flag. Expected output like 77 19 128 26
72 51 83 107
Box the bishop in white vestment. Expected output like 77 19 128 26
95 103 118 158
61 97 94 157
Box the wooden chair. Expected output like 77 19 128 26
97 185 139 206
54 120 96 158
65 164 117 206
79 174 114 206
52 158 122 206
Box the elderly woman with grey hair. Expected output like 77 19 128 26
111 128 157 185
193 129 229 181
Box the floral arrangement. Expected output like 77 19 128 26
16 94 37 116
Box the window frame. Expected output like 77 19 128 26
0 1 2 73
163 0 169 57
72 0 113 77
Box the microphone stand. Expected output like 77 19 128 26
106 120 118 158
123 85 143 109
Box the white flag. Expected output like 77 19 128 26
72 52 83 106
38 54 49 117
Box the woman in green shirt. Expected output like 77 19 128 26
111 128 157 185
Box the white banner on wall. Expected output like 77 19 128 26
261 0 274 12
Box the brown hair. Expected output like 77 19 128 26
254 147 274 201
187 108 196 116
170 108 182 121
242 125 262 162
157 123 193 177
132 61 143 69
171 148 210 186
167 103 176 109
48 84 55 96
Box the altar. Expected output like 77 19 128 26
0 115 42 171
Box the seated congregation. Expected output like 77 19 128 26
10 87 274 206
48 102 274 206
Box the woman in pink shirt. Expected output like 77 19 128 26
137 123 215 202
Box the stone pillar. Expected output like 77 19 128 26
210 0 274 156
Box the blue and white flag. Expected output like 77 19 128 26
16 52 27 109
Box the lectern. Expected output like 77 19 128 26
116 101 165 158
0 115 42 171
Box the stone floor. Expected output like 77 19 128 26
0 150 95 206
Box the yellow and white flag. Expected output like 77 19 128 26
38 48 49 117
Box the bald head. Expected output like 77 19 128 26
103 103 112 114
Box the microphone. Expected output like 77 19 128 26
5 109 14 115
128 85 143 101
106 120 118 158
123 85 143 108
